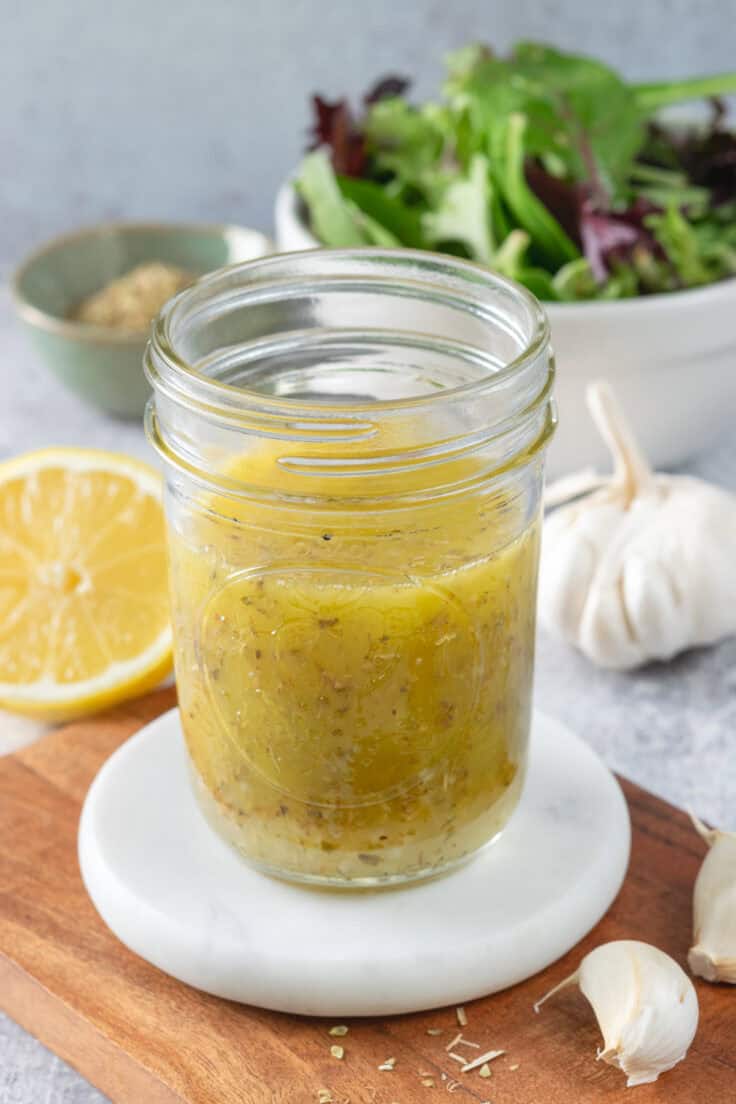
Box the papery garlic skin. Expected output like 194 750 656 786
540 383 736 670
688 814 736 983
535 940 699 1088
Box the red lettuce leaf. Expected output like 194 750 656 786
308 75 410 178
644 107 736 207
525 160 663 281
309 95 366 176
580 198 662 281
364 76 410 106
681 130 736 206
524 161 585 246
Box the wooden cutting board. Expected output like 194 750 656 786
0 689 733 1103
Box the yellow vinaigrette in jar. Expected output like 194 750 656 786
168 442 540 886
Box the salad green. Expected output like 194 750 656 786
296 43 736 300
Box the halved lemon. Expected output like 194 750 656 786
0 448 172 721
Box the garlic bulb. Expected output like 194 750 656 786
535 941 698 1087
540 382 736 669
688 812 736 983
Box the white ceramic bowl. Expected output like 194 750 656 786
275 181 736 477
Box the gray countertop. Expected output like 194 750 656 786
1 286 735 1103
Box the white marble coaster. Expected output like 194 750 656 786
78 708 630 1016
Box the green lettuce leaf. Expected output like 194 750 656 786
421 154 495 262
364 97 448 196
646 204 713 286
336 176 426 247
445 41 644 198
493 113 580 267
296 150 370 246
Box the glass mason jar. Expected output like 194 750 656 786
145 249 555 888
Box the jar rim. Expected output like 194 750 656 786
145 247 550 420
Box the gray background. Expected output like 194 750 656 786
2 1 736 1101
4 0 736 275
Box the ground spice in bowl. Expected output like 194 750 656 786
72 262 193 332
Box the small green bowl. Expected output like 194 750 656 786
11 221 273 418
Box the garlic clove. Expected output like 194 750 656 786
543 502 629 650
688 812 736 983
535 940 698 1087
540 381 736 670
537 524 597 642
619 551 690 661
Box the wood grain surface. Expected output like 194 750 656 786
0 690 733 1103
